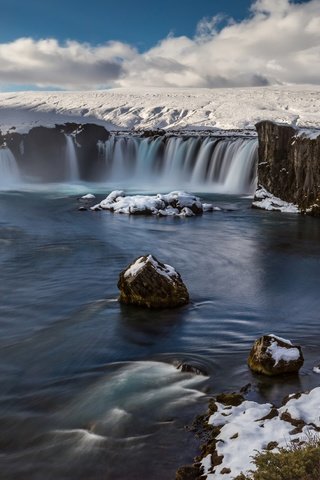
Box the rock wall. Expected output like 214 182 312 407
256 121 320 215
0 123 110 182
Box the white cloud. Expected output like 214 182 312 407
0 0 319 90
0 38 136 89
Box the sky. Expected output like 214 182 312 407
0 0 318 91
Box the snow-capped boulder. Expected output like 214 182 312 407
118 255 189 308
248 334 304 376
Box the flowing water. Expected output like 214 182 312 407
1 139 320 479
98 135 258 193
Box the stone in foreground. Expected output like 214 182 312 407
248 334 304 376
118 255 189 309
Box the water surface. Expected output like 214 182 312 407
1 187 320 479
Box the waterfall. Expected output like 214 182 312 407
100 135 258 194
65 135 80 182
0 148 20 189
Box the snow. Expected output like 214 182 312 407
91 190 213 217
253 186 300 213
81 193 95 199
124 257 146 279
283 388 320 426
202 386 320 480
268 334 293 345
294 128 320 140
124 255 179 282
1 85 320 134
266 340 300 366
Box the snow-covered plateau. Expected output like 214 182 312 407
1 85 320 133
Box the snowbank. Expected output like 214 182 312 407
1 85 320 133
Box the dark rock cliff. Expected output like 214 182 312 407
256 121 320 215
0 123 110 182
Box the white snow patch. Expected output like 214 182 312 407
253 186 300 213
202 387 320 480
268 334 293 345
124 257 146 279
313 366 320 374
295 128 320 140
124 255 179 283
266 340 300 366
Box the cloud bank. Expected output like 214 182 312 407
0 0 319 90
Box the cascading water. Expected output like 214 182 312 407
0 147 20 189
65 135 80 182
100 135 258 194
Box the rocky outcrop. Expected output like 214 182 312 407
0 123 110 182
255 121 320 215
91 190 208 216
248 334 304 376
118 255 189 308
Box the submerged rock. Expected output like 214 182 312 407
118 255 189 308
175 362 208 376
248 334 304 376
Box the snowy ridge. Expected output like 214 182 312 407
1 85 320 133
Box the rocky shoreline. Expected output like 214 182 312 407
176 335 319 480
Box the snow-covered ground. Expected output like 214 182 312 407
1 85 320 133
202 386 320 480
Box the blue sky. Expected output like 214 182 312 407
0 0 254 49
0 0 317 91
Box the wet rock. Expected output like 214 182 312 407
118 255 189 308
175 464 203 480
139 129 166 138
221 467 231 474
248 334 304 376
216 392 244 407
176 362 208 376
78 206 87 211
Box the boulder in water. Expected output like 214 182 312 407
175 361 208 376
248 334 304 376
118 255 189 308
